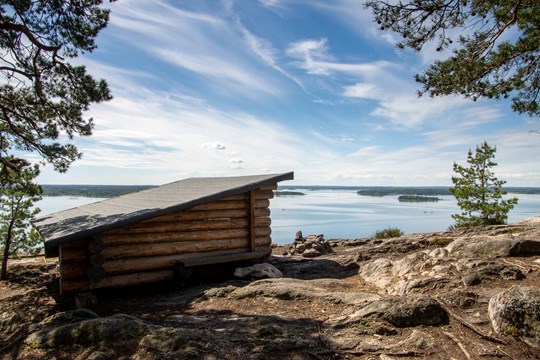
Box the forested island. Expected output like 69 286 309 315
41 185 155 198
275 191 306 197
398 195 442 202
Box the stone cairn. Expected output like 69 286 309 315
289 231 333 258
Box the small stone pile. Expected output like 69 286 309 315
289 231 333 258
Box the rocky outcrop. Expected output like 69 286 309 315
4 220 540 360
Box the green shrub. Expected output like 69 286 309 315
373 227 404 239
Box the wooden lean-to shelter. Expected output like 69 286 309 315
33 172 294 294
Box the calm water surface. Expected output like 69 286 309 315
36 191 540 245
268 190 540 243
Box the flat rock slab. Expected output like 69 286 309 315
25 314 153 348
203 277 381 306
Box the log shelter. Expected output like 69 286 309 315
33 172 294 294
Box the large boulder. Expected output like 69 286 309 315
488 286 540 339
24 314 153 349
447 236 540 257
234 263 283 280
335 295 448 328
462 262 525 286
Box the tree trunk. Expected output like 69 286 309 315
1 218 15 280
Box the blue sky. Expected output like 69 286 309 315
36 0 540 186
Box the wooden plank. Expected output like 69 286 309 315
103 247 271 274
102 236 271 260
260 184 277 191
101 226 271 245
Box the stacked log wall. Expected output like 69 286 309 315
59 186 275 293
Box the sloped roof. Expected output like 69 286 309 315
34 172 293 257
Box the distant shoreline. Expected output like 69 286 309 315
40 184 540 198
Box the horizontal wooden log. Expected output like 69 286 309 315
104 217 271 236
221 190 274 201
61 242 272 280
190 199 269 211
103 246 272 274
101 226 271 245
260 184 277 191
61 246 273 294
102 236 271 260
61 270 175 294
141 207 270 223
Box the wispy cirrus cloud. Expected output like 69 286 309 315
107 0 283 98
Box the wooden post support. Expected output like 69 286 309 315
249 190 256 252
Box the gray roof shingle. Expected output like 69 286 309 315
34 172 293 257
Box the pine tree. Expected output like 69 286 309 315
365 0 540 116
449 142 518 228
0 1 112 177
0 161 42 279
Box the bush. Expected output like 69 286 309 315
373 227 404 239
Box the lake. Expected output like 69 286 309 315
36 191 540 244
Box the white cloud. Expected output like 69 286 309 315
108 0 282 98
202 143 227 150
343 83 381 100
